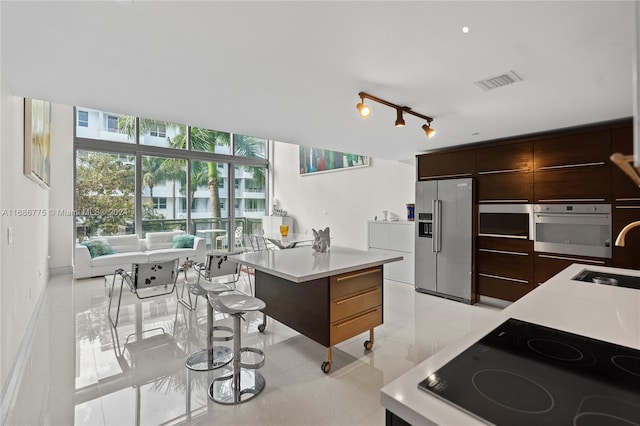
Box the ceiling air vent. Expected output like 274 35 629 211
474 71 522 91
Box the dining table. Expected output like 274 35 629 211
257 232 314 249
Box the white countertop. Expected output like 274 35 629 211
228 246 403 283
380 263 640 425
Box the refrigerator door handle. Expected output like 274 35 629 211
434 199 442 253
431 199 437 252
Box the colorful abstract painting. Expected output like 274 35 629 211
299 146 369 176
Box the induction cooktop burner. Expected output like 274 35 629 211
418 318 640 425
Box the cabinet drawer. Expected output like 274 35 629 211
477 273 535 302
331 286 382 322
330 306 382 346
477 248 533 282
330 267 382 299
534 252 609 285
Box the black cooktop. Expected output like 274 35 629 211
572 269 640 290
418 318 640 425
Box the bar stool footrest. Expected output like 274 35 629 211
185 346 233 371
212 325 234 342
238 347 265 370
208 369 265 405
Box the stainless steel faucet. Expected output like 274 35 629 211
614 220 640 246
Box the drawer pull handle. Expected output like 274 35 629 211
478 167 529 175
537 254 605 264
479 273 528 284
478 233 529 240
537 198 606 203
336 268 382 282
537 162 605 170
335 287 381 305
478 249 529 256
335 309 379 328
478 200 530 203
420 172 473 180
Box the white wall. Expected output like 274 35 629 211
48 104 74 274
271 141 415 250
0 79 50 392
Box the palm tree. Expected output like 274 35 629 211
142 156 169 217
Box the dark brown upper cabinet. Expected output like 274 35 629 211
475 142 533 174
475 142 533 203
533 130 611 203
533 166 611 203
533 130 611 170
417 149 474 180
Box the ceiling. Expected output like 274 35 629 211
1 1 636 161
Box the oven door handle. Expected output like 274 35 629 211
535 213 610 219
534 213 610 226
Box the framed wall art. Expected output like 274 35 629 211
24 98 51 189
299 146 369 176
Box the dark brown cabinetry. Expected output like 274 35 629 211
417 149 474 180
476 142 533 203
477 237 534 302
416 120 632 303
533 130 611 203
534 252 610 286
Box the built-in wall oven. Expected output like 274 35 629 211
534 204 612 258
478 204 534 240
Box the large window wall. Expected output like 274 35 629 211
74 107 268 249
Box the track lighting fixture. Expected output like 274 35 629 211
395 108 405 127
356 92 435 138
422 122 436 138
356 95 371 118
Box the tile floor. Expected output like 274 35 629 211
4 271 500 426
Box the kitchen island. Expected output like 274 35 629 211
229 246 403 373
381 263 640 425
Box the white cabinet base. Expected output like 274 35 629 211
368 221 415 285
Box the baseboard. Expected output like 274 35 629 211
50 265 73 276
0 277 49 425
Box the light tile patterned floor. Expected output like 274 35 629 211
4 271 500 425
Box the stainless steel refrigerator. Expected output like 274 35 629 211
415 178 473 303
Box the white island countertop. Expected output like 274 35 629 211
380 263 640 425
229 246 403 283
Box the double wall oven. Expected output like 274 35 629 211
479 203 612 259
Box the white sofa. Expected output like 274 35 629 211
74 231 206 279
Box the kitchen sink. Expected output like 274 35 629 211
572 269 640 290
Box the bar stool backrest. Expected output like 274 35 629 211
132 259 179 290
204 253 239 280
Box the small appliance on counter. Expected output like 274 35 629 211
418 318 640 425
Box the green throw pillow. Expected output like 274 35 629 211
81 238 115 258
172 234 195 249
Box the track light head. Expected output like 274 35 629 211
356 98 371 118
422 123 436 138
395 108 405 127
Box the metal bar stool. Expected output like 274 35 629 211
184 282 234 371
207 293 266 404
183 252 242 371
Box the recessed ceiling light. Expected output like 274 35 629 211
462 26 470 33
472 132 480 136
